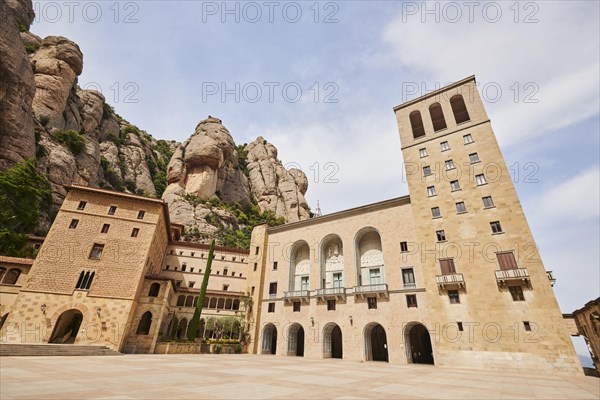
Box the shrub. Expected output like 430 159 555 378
52 130 85 156
213 344 222 354
25 43 39 54
39 115 50 127
234 344 242 354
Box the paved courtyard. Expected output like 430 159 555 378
1 354 598 399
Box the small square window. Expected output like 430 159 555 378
509 286 525 301
223 268 228 276
431 207 441 218
137 210 145 220
449 290 460 304
440 141 450 151
476 174 487 186
182 263 187 272
482 196 495 208
131 228 139 237
463 134 474 144
423 166 432 177
179 251 183 255
457 322 464 331
189 281 196 288
69 219 79 229
436 230 446 242
190 268 195 272
231 271 235 276
101 223 110 233
273 261 278 270
523 321 532 331
419 148 428 158
327 299 336 311
77 201 87 210
89 243 105 260
367 297 377 309
400 241 409 252
269 282 278 296
490 221 503 234
445 159 455 170
406 294 418 308
268 303 275 313
450 180 461 191
293 301 301 312
469 153 480 163
456 202 467 213
175 280 182 287
108 206 117 215
427 186 437 197
191 252 195 257
223 284 229 291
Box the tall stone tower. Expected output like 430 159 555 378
394 76 581 373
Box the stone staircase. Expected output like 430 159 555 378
0 343 122 356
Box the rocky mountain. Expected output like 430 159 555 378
0 0 311 245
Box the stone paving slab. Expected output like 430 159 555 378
1 354 598 399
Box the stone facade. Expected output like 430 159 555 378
571 298 600 373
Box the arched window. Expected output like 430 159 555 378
232 299 240 311
409 111 426 138
217 298 225 309
136 311 152 335
3 269 21 285
177 295 185 307
209 298 217 308
148 282 160 297
290 241 311 292
185 296 194 307
225 299 233 309
429 103 447 132
450 95 470 124
203 297 209 307
0 267 6 282
193 297 198 307
85 272 94 289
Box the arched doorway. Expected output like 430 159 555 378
49 309 83 344
323 323 343 359
364 322 388 362
406 323 434 364
261 323 278 354
177 318 188 339
287 323 305 357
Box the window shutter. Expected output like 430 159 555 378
440 259 456 275
497 252 518 270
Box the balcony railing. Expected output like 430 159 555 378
546 271 556 287
283 290 310 302
316 287 346 297
403 282 417 290
435 273 465 288
352 283 388 298
495 268 530 287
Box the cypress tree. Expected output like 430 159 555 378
187 239 215 342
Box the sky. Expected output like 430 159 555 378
31 1 599 359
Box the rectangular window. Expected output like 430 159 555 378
137 210 145 220
182 263 187 272
327 299 336 311
255 246 259 255
101 223 110 234
108 205 117 215
253 263 257 271
251 286 255 295
191 268 194 272
457 322 464 331
402 268 415 288
482 196 495 208
223 284 229 291
497 252 518 270
406 294 418 308
450 180 461 191
463 134 474 144
419 148 428 158
400 241 409 252
175 280 182 287
191 252 195 257
436 230 447 242
131 228 139 237
165 265 170 270
269 282 277 296
423 166 432 177
439 258 456 275
273 261 278 270
476 174 487 186
367 297 377 309
89 243 104 260
179 251 183 255
445 159 455 170
490 221 503 234
448 290 460 304
456 202 467 213
293 301 301 312
223 268 228 276
77 201 87 210
189 281 196 288
333 272 342 288
440 141 450 151
469 153 480 163
268 303 275 313
523 321 532 331
369 268 381 285
300 276 309 291
431 207 441 218
69 219 79 229
509 286 525 301
427 186 437 197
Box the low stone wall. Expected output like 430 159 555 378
154 342 200 354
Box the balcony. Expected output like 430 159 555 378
435 273 465 289
352 283 388 299
403 282 417 290
546 271 556 287
316 287 346 301
495 268 530 287
283 290 311 303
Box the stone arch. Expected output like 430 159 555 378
319 234 344 289
450 94 470 124
217 298 225 309
355 227 384 287
289 240 311 292
405 322 434 365
0 313 9 330
225 298 233 310
287 323 305 357
177 318 188 339
323 322 343 359
209 298 217 308
261 323 278 355
429 102 447 132
364 322 388 362
177 295 185 307
409 110 426 138
136 311 152 335
185 296 194 307
232 299 240 310
49 309 84 344
148 282 160 297
0 267 6 282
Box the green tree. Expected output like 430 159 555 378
187 239 216 341
0 160 51 256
